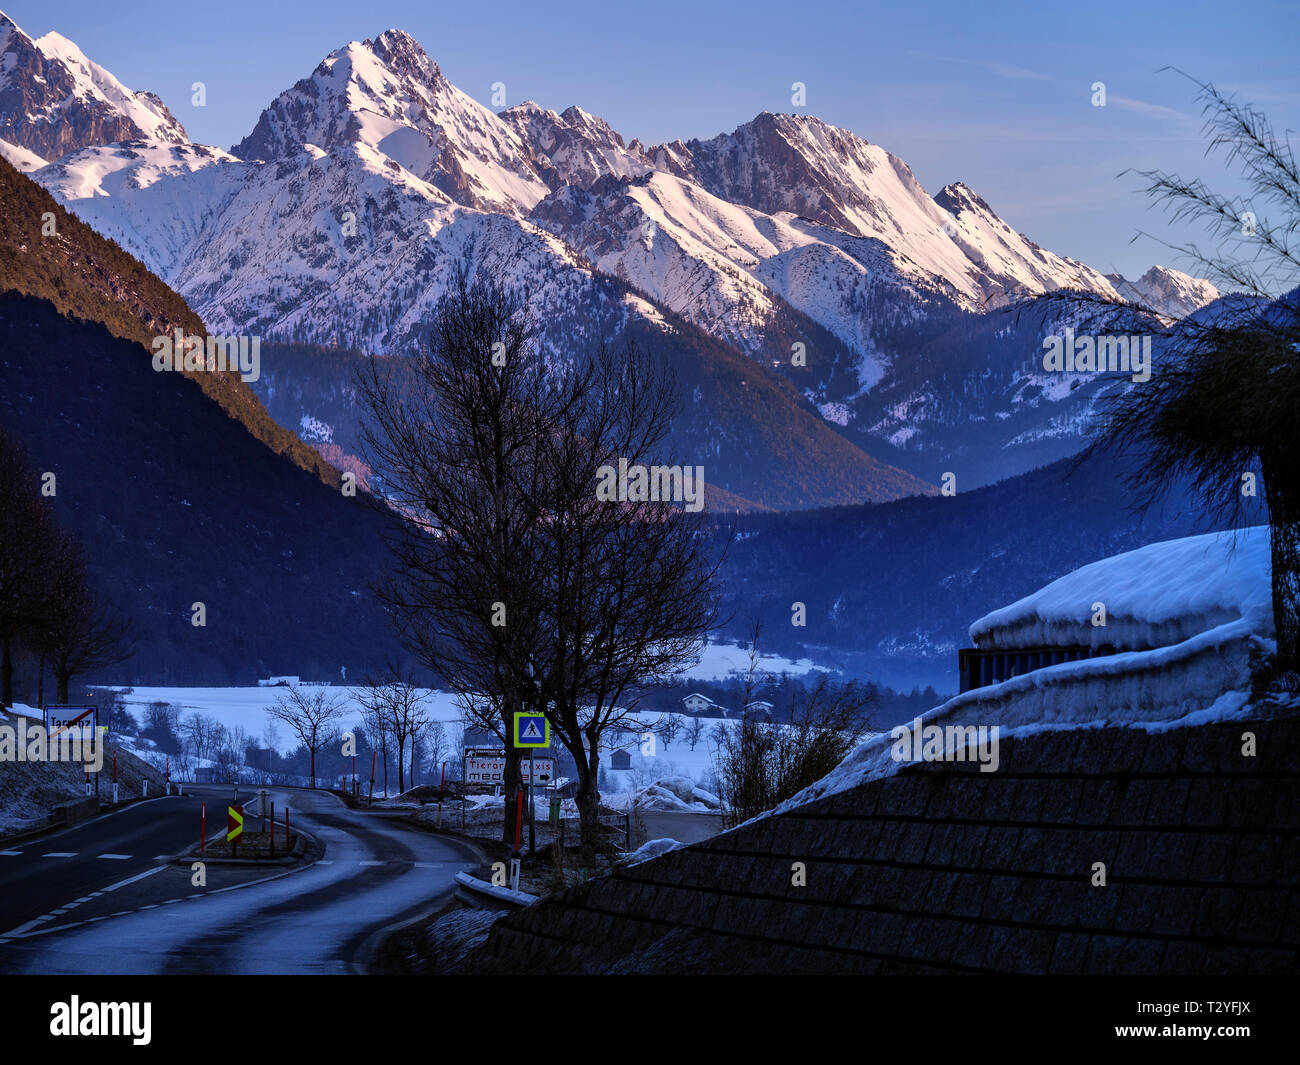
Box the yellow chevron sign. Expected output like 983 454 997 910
227 805 244 841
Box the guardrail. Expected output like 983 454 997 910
454 871 538 909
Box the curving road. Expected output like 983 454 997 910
0 785 477 974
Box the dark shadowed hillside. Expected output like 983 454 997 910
713 447 1263 688
0 155 341 487
0 292 404 685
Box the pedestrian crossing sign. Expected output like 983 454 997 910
513 713 549 748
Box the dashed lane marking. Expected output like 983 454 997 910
98 853 131 860
0 864 166 939
42 852 76 858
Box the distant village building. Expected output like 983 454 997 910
746 700 774 717
609 749 632 770
683 693 731 716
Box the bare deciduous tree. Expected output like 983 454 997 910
529 338 724 849
359 273 569 843
268 686 347 788
0 429 58 707
714 627 873 826
35 533 132 703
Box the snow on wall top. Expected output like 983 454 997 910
970 526 1273 652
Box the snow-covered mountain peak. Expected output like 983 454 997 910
934 181 994 217
1105 264 1220 319
232 30 548 215
0 9 186 159
366 27 440 80
500 99 651 189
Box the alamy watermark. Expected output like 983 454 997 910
50 997 150 1045
1042 326 1150 383
151 329 261 383
595 458 705 513
0 719 104 772
890 717 1000 773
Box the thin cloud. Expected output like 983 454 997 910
1108 95 1186 120
905 50 1050 82
985 61 1050 81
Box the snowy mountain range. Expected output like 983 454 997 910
0 13 185 163
0 12 1222 501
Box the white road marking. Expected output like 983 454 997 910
359 861 385 866
97 853 131 860
0 850 22 856
42 852 76 858
2 915 52 937
101 865 166 893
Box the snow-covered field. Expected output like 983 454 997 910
115 686 467 754
111 688 728 794
674 641 826 680
107 637 813 761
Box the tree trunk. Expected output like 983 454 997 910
382 736 389 797
576 748 602 851
1263 456 1300 673
502 744 523 848
56 670 70 705
37 652 45 707
1269 518 1300 671
310 747 316 789
1 640 12 708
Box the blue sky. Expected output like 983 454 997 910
12 0 1300 281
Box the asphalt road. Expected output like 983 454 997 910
0 785 478 974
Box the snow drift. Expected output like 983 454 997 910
776 527 1277 815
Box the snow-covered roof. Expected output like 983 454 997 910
970 527 1273 652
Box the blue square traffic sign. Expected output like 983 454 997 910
513 713 549 747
